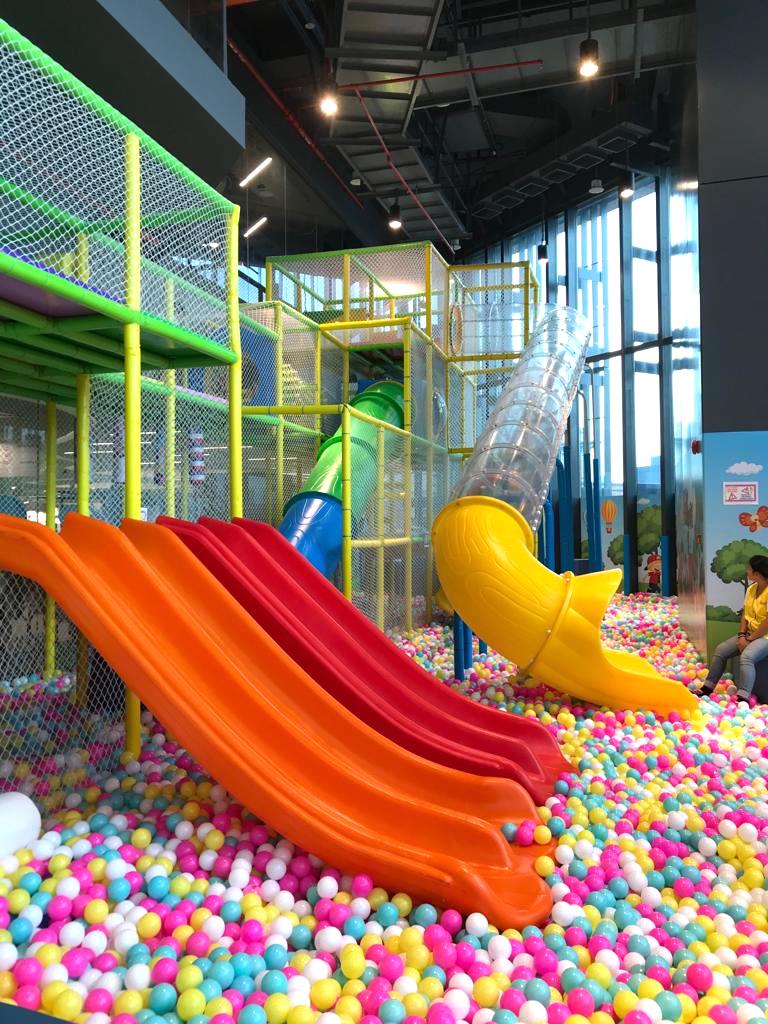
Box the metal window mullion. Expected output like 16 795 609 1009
620 186 638 593
657 170 677 596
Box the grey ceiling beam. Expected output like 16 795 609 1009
453 1 695 55
326 46 448 60
415 54 696 108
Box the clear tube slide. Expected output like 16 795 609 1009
451 305 590 532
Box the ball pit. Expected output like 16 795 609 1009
3 594 768 1024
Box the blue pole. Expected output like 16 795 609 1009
623 534 634 596
592 456 602 570
537 519 545 565
464 620 473 670
453 612 464 681
543 498 555 571
479 639 488 655
583 450 597 572
661 534 671 597
559 448 574 572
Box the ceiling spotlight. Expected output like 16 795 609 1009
350 176 362 187
319 93 339 117
619 172 635 199
388 200 402 231
579 37 599 78
679 179 698 191
243 216 267 238
239 156 273 188
588 178 604 195
537 242 548 264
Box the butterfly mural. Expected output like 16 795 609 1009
739 506 768 532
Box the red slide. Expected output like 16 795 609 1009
160 516 568 802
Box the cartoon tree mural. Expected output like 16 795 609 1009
607 535 625 566
710 539 768 591
637 505 662 557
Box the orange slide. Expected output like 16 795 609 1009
0 513 553 927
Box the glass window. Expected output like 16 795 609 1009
588 355 624 570
631 182 659 342
633 348 662 590
574 193 620 355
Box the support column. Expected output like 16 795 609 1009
698 0 768 656
123 131 142 758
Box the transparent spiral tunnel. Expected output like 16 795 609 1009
451 304 591 533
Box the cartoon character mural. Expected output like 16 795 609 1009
645 552 662 593
739 506 768 533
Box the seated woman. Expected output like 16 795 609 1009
698 554 768 700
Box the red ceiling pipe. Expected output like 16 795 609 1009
339 58 544 92
227 36 364 208
354 88 455 253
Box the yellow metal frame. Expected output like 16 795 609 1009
76 375 90 707
243 251 537 635
44 400 57 678
123 131 142 757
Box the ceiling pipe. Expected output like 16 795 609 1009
338 58 543 93
353 87 455 254
227 35 364 208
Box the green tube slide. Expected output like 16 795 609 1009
278 381 404 577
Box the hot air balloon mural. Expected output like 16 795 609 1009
601 498 617 534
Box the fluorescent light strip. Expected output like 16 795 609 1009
244 216 267 238
239 157 273 188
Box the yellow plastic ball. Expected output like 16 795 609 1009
287 1008 316 1024
473 976 500 1008
51 988 84 1022
336 996 363 1021
177 989 207 1021
265 993 292 1024
613 990 638 1019
114 990 144 1016
403 993 428 1018
340 946 365 980
176 964 204 991
311 978 342 1011
206 997 234 1017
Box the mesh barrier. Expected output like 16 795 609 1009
0 20 233 347
243 414 323 525
89 373 232 524
0 394 123 800
268 244 432 327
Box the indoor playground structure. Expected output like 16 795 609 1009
0 15 761 1024
0 18 690 912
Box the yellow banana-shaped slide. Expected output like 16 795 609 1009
432 496 697 715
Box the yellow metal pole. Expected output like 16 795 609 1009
164 280 176 517
342 346 350 404
523 263 531 345
123 131 142 758
424 242 432 339
265 260 273 302
341 405 352 601
376 426 385 630
403 325 413 633
275 304 284 516
179 369 190 520
76 377 89 516
314 328 322 457
342 254 351 322
425 343 434 623
44 400 56 678
228 206 243 518
76 376 90 706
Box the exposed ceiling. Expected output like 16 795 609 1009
224 0 696 258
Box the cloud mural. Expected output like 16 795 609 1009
726 461 763 475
